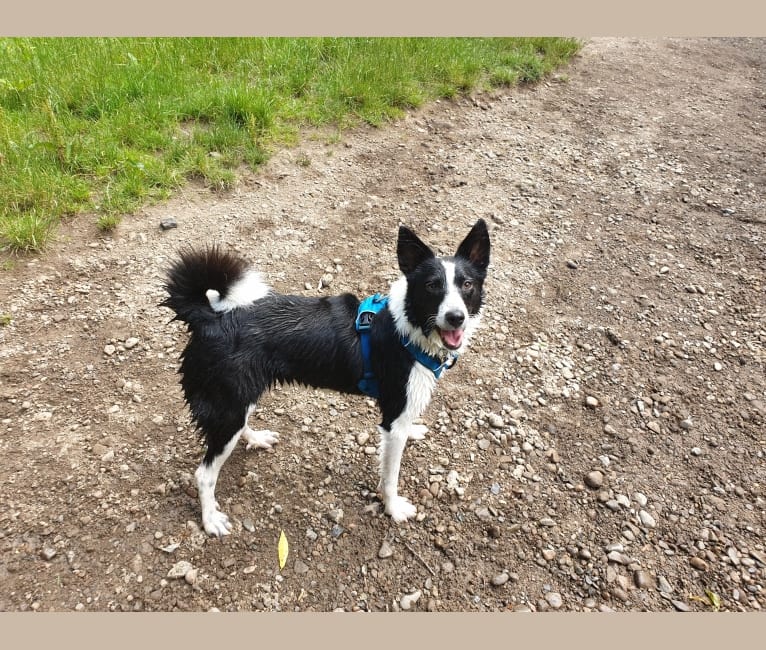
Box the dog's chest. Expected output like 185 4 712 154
404 363 438 419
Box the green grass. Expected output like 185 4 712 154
0 37 580 252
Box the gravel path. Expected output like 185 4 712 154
1 37 764 612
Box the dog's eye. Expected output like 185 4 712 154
426 280 441 291
463 280 474 291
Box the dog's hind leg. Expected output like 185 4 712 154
195 408 252 537
239 406 280 450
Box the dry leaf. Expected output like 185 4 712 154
278 530 289 570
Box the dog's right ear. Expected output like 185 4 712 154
397 225 435 275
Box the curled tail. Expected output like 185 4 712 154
162 246 270 329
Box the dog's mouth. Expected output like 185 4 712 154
438 327 464 350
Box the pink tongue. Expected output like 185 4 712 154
441 329 464 349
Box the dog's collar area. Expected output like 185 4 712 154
355 294 458 398
401 337 458 378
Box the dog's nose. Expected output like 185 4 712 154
445 310 465 328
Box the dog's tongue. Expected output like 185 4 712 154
441 328 464 349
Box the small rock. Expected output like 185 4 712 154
691 447 702 456
633 492 648 507
585 395 599 409
566 260 579 270
319 273 334 289
167 560 193 579
689 557 708 571
658 575 673 593
378 541 394 559
671 599 691 612
294 559 310 574
477 438 491 451
400 590 422 611
491 572 510 587
679 418 693 430
160 217 178 230
40 547 57 561
545 592 563 609
639 510 656 528
584 470 604 489
713 362 723 372
326 508 343 524
356 432 370 446
184 568 199 585
104 344 116 356
124 337 140 349
634 570 653 589
488 413 504 428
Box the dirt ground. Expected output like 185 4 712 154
1 37 764 612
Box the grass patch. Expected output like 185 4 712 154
0 37 580 252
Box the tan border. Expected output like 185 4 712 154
1 1 765 36
2 0 765 649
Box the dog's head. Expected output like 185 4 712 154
389 219 491 358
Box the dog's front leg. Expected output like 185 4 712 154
377 420 418 522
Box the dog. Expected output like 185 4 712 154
162 219 490 536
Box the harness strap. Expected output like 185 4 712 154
355 294 459 398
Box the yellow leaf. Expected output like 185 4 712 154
705 589 721 612
278 530 289 570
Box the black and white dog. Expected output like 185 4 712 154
162 220 490 536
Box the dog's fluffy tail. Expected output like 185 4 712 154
162 246 270 329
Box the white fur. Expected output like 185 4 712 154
378 363 437 521
206 270 270 312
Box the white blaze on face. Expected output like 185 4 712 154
436 261 468 346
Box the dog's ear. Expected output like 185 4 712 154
455 219 491 275
397 225 435 275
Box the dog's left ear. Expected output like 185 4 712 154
455 219 491 275
398 225 435 275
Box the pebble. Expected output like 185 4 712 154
40 547 57 561
585 395 599 408
691 447 702 456
584 470 604 489
356 432 370 446
160 217 178 230
326 509 344 524
167 560 194 579
104 344 116 356
638 509 656 528
689 557 709 571
378 541 394 559
671 599 691 612
294 559 310 574
566 260 579 269
477 439 491 450
658 575 673 593
634 570 653 589
488 413 504 428
545 592 563 609
400 590 422 611
184 568 199 585
633 492 648 507
124 337 139 349
491 572 510 587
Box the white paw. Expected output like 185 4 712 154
202 508 232 537
385 495 417 523
243 428 280 450
408 424 428 440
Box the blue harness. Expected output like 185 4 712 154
355 294 458 398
